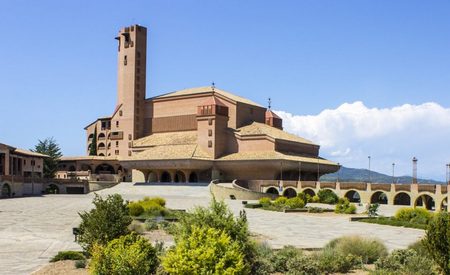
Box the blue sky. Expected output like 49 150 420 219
0 1 449 180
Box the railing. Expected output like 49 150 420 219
300 181 317 188
441 185 448 194
320 182 337 189
418 184 436 193
394 184 411 192
371 183 392 192
282 181 298 188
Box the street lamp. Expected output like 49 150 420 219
392 163 395 184
337 162 340 182
446 163 450 185
368 156 371 183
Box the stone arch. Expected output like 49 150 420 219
393 192 411 206
440 197 448 211
283 188 297 198
160 171 171 183
88 133 94 140
174 170 186 183
344 190 361 203
80 164 91 171
415 194 435 210
46 184 59 194
68 165 76 172
302 188 316 197
1 183 11 198
188 172 198 183
266 187 279 195
98 133 106 139
95 163 115 174
147 171 158 182
371 191 388 204
98 153 105 156
107 143 111 149
98 142 106 150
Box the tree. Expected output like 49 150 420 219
424 212 450 274
77 194 132 254
162 226 247 274
90 233 158 275
89 126 98 156
33 137 62 178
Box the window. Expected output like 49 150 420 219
119 110 123 116
116 121 119 127
115 150 119 155
137 51 141 58
128 151 132 156
124 55 127 65
128 142 132 148
208 118 213 125
208 140 213 148
23 160 26 165
116 141 119 147
208 129 213 136
128 134 132 140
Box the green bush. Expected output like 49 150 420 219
297 192 312 203
128 202 144 216
272 246 303 272
129 220 145 234
285 197 306 209
359 217 428 230
335 198 357 214
251 242 275 275
307 207 325 213
145 219 159 231
325 235 388 264
424 212 450 275
315 247 361 273
77 194 132 254
75 259 87 269
285 254 320 275
259 197 271 206
311 195 320 203
274 196 288 207
50 251 85 262
142 196 166 206
374 249 437 275
90 232 158 275
368 203 380 217
161 226 247 274
317 189 339 204
395 207 433 224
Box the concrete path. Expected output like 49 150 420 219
0 182 424 274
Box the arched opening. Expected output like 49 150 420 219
117 166 123 173
107 143 111 149
95 163 115 174
160 171 171 183
98 133 106 140
303 188 316 198
46 184 59 194
415 194 435 210
393 192 411 206
174 171 186 183
98 142 106 150
98 153 105 156
68 165 76 172
147 171 158 182
345 190 361 203
371 191 388 204
283 188 297 198
266 187 279 195
188 172 198 183
1 183 11 198
88 133 94 140
80 164 91 171
441 197 448 211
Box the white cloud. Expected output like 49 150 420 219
275 102 450 180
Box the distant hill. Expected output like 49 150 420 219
320 166 445 184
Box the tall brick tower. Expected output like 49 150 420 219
115 24 147 139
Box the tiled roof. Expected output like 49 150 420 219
14 148 49 158
153 86 263 107
133 131 197 147
60 156 120 161
218 151 337 165
128 144 211 160
237 122 316 145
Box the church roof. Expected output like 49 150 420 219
129 144 212 160
133 131 197 147
218 151 336 165
153 86 263 108
265 109 281 119
199 96 228 107
236 122 316 145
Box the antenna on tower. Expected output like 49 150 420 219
211 81 215 92
268 97 272 110
412 157 418 184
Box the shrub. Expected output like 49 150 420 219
77 194 132 254
90 232 158 275
297 192 312 203
374 249 437 275
285 254 320 275
325 235 388 264
259 197 271 206
128 202 144 216
424 212 450 275
129 220 145 234
75 259 86 269
273 196 288 207
145 196 166 207
50 251 85 262
161 226 247 274
335 198 357 214
145 219 159 231
317 189 339 204
308 207 324 213
368 203 380 217
311 195 320 203
395 207 433 224
251 242 275 275
272 246 303 272
285 197 306 209
315 247 361 273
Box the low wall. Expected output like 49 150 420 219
89 181 119 192
210 181 278 201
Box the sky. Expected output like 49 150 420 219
0 1 449 180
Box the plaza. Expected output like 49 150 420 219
0 183 424 275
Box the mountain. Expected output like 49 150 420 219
320 166 445 184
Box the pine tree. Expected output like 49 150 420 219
89 127 98 156
33 137 62 179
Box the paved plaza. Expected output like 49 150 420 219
0 183 424 275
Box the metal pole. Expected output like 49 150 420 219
337 163 340 182
317 158 320 182
298 161 301 181
280 161 283 181
368 156 371 183
392 163 395 184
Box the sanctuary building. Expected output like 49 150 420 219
61 25 339 183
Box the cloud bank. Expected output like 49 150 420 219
275 102 450 180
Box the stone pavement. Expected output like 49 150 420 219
0 182 424 274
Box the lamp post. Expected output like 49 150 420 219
317 158 320 182
298 161 302 182
368 156 371 183
337 162 340 182
446 163 450 185
392 163 395 184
